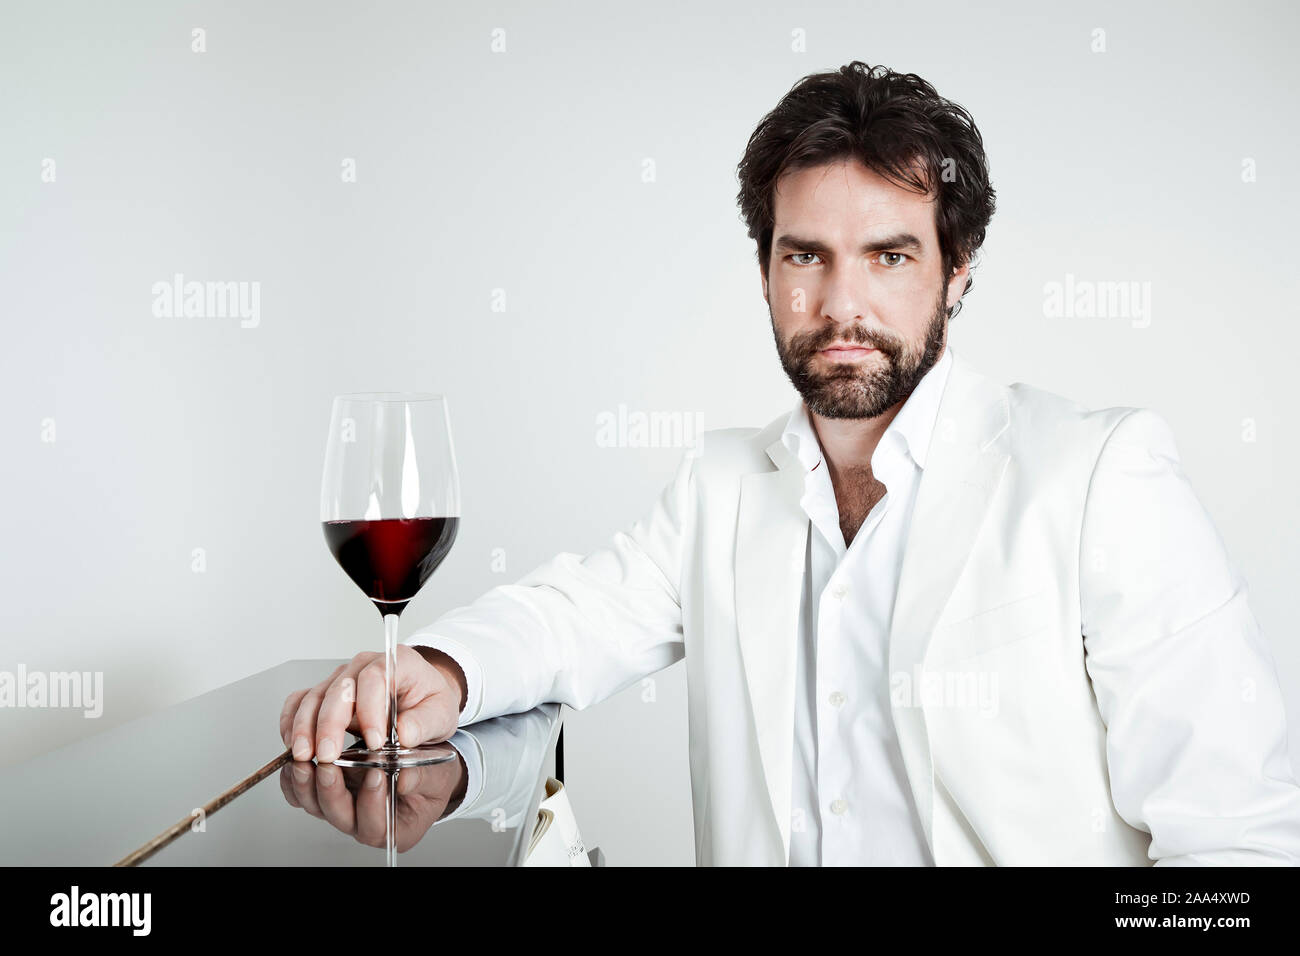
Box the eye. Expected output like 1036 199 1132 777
876 251 908 267
787 252 822 266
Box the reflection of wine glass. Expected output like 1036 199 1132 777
320 393 461 768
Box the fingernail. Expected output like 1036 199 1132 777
365 770 384 790
292 764 311 784
317 765 338 787
292 735 311 760
317 737 337 763
364 730 383 750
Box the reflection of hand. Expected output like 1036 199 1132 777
278 751 469 852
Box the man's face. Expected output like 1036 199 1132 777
762 158 969 420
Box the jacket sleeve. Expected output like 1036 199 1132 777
407 448 695 725
1079 408 1300 865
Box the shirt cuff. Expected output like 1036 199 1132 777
405 633 484 726
437 728 485 823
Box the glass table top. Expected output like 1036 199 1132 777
0 660 562 867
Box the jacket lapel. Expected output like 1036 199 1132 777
735 447 808 864
733 348 1010 865
888 351 1011 860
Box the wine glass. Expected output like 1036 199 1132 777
320 393 461 768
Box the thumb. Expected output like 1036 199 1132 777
396 693 459 748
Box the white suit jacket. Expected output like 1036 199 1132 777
411 349 1300 866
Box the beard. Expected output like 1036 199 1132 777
770 282 949 420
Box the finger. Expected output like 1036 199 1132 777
354 769 390 848
280 689 309 748
290 690 326 761
278 765 301 808
394 643 445 705
315 673 360 763
288 664 347 760
394 794 446 852
354 659 391 752
395 764 427 797
289 761 323 817
313 762 357 835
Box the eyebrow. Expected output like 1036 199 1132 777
772 232 925 256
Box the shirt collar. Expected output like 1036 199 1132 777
780 344 954 474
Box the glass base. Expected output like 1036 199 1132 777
331 741 457 768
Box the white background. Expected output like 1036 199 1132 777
2 0 1297 865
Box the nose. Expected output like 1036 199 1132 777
817 260 884 339
818 259 872 327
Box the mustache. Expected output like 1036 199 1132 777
793 327 895 354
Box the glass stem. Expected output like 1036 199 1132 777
386 770 398 867
383 612 401 750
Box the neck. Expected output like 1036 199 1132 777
811 407 896 549
808 343 945 477
810 405 898 478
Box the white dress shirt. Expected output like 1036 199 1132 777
783 344 953 866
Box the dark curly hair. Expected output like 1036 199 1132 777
736 61 996 320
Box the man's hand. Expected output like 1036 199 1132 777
279 645 468 763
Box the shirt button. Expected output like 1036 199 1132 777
831 583 848 600
828 691 846 708
830 798 848 816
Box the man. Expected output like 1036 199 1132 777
282 61 1300 865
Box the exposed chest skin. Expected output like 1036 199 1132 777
830 464 888 547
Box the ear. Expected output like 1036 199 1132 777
759 263 769 303
945 259 970 312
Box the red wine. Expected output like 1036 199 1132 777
323 516 459 615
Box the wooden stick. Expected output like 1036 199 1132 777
113 750 293 867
